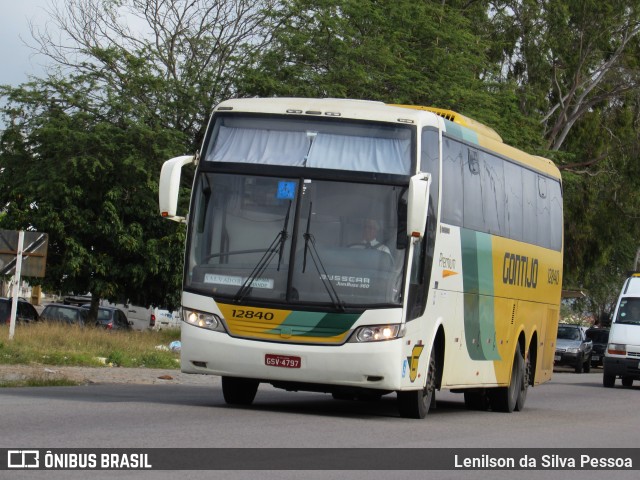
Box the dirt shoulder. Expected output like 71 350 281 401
0 364 215 386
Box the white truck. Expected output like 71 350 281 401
603 273 640 388
103 301 180 331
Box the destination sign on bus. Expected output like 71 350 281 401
204 274 274 289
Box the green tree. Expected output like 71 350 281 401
561 95 640 311
240 0 542 148
0 74 186 312
491 0 640 150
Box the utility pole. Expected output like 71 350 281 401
8 231 24 340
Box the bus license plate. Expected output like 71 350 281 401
554 355 560 362
265 354 301 368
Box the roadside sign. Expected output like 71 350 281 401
1 230 48 340
0 229 48 278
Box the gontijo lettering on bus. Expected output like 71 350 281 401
502 252 539 289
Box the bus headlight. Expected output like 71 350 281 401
351 325 404 343
182 308 226 332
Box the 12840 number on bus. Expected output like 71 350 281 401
231 309 274 320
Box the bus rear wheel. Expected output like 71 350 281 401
222 377 259 405
397 347 436 419
515 348 530 412
488 344 523 413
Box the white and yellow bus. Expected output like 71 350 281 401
159 98 563 418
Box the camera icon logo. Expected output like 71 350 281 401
7 450 40 469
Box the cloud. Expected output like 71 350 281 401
0 0 51 87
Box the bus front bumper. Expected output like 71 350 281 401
180 322 406 391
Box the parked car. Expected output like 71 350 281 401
63 294 92 306
0 297 39 325
40 303 88 326
585 327 609 368
81 305 131 331
555 323 593 373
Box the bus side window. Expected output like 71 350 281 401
407 201 437 321
549 179 563 251
441 137 463 226
407 233 428 321
406 128 441 320
536 175 551 249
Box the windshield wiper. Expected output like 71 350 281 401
277 200 292 271
302 202 312 274
301 204 345 311
233 201 292 304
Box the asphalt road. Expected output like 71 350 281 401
1 368 638 480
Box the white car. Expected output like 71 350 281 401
150 307 181 330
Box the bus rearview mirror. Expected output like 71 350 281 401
407 173 431 239
159 155 195 223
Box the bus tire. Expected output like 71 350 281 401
222 376 259 405
397 347 436 419
621 377 633 387
515 347 530 412
488 344 523 413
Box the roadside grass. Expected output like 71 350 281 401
0 377 80 388
0 323 181 369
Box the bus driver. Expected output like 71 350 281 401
353 219 390 255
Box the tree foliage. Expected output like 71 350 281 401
0 73 186 309
491 0 640 151
239 0 542 148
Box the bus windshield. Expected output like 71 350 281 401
186 172 407 309
203 114 413 175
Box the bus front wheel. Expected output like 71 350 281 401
222 376 259 405
397 347 436 419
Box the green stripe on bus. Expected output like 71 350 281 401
304 313 361 337
461 229 501 361
267 311 361 337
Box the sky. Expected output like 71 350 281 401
0 0 53 87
